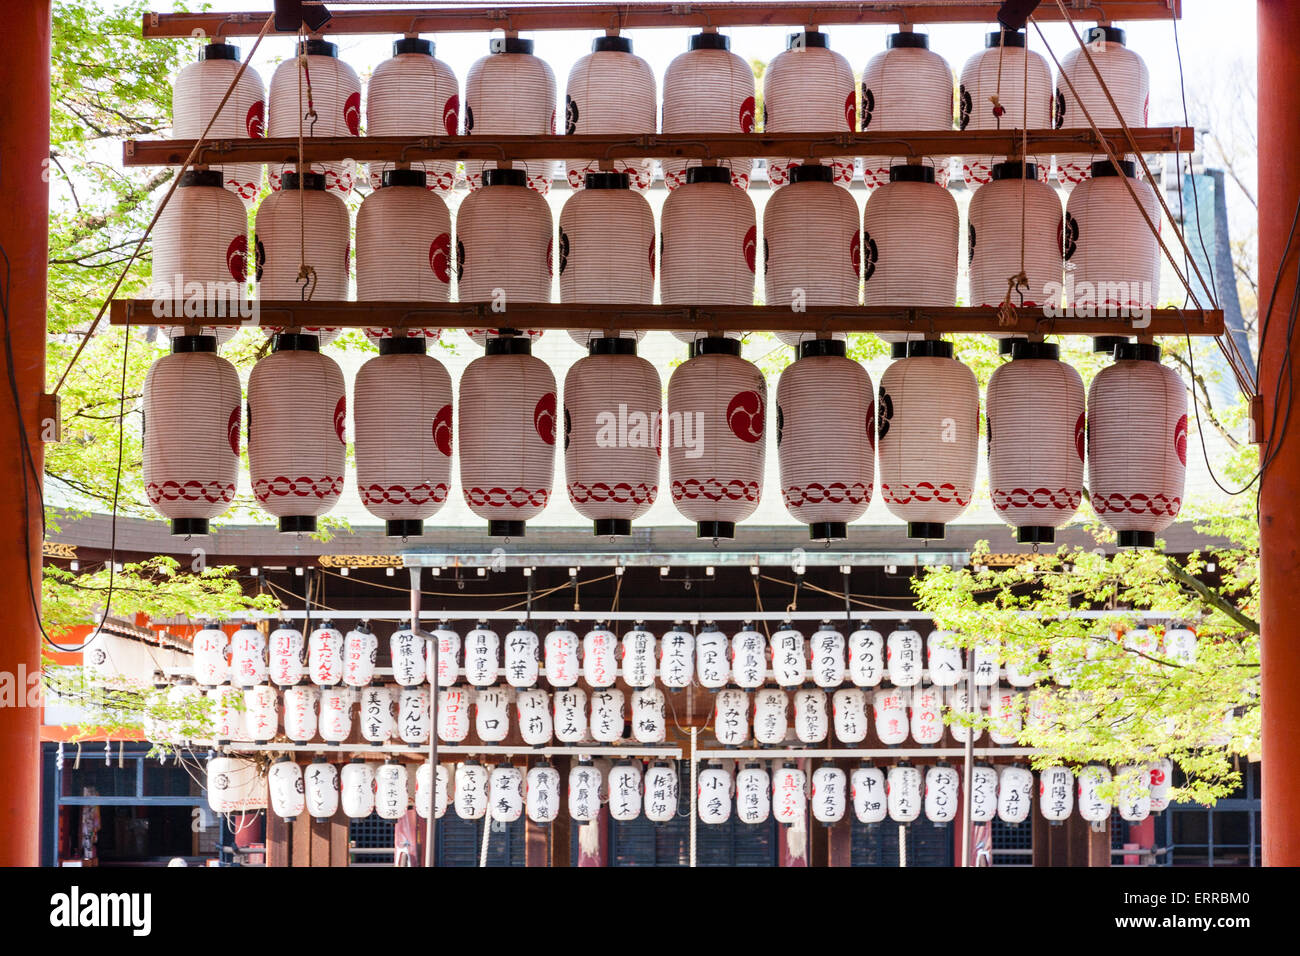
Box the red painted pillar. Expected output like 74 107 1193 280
0 0 51 869
1258 0 1300 868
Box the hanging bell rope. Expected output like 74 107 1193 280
296 27 319 304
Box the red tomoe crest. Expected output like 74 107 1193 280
246 100 265 139
738 95 756 133
1174 413 1189 466
1150 767 1167 786
743 225 757 274
535 392 557 445
727 390 765 443
648 236 656 279
843 90 857 130
443 94 460 136
227 407 241 456
1075 411 1086 462
334 397 347 444
429 232 452 284
850 231 861 275
344 91 362 136
227 235 248 282
432 403 453 456
866 400 876 451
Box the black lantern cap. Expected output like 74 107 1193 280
489 520 525 538
685 165 732 185
485 335 533 356
200 43 240 61
379 335 427 355
589 336 637 356
593 35 632 54
810 521 848 542
908 521 946 540
1119 530 1156 549
272 333 320 353
1086 25 1126 46
483 167 527 188
986 30 1027 48
386 520 424 538
689 32 729 51
691 336 742 358
1092 335 1131 354
584 171 631 190
1116 342 1162 362
790 163 835 185
906 339 954 359
1009 340 1059 361
991 161 1039 181
594 518 632 537
172 334 218 354
1017 526 1056 544
890 164 937 184
1091 159 1137 178
279 515 317 534
797 338 847 360
279 170 327 191
891 342 909 359
299 39 339 58
697 521 736 539
492 37 534 55
179 169 224 189
788 31 829 49
393 37 434 57
171 517 210 537
997 336 1024 355
382 168 428 189
888 32 930 49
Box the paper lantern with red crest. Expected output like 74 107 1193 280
247 334 346 533
660 166 755 345
355 169 452 329
151 170 249 345
465 37 556 193
958 30 1053 186
1148 758 1174 813
859 33 954 188
172 42 265 206
367 38 460 192
862 166 960 354
986 340 1086 543
667 337 766 539
662 32 754 189
763 32 855 188
877 341 979 538
1056 27 1150 186
1077 764 1112 823
1087 343 1187 547
142 335 241 536
776 339 873 541
564 35 657 191
353 337 453 537
564 337 661 536
458 336 557 536
268 39 360 195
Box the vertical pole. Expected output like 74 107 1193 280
960 645 975 867
0 0 52 868
1258 0 1300 868
688 727 698 868
411 566 437 869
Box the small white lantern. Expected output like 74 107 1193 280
794 688 829 744
988 689 1024 745
998 765 1034 824
714 689 750 747
608 761 643 822
398 686 431 745
812 763 848 824
489 765 525 823
230 624 267 687
698 762 734 825
283 684 319 743
358 685 395 743
1163 628 1197 667
342 624 378 687
1039 766 1074 823
1149 758 1174 813
568 760 602 823
887 763 922 823
206 686 242 742
972 644 1000 686
695 626 730 689
526 764 561 824
503 627 540 688
436 686 472 743
304 761 339 821
971 765 999 823
341 760 376 819
848 628 885 687
832 688 869 744
192 626 230 686
925 763 960 825
771 626 807 687
1077 764 1113 823
544 627 581 688
455 761 489 821
268 623 303 687
390 628 426 686
753 689 789 746
516 688 553 747
164 683 204 744
582 626 619 689
307 622 343 687
430 625 461 687
910 686 946 746
268 758 305 821
659 626 695 688
416 762 450 820
852 764 887 824
1118 764 1152 822
644 762 680 824
735 764 771 825
773 763 807 825
475 687 511 743
464 623 501 687
946 687 983 745
554 688 589 744
590 688 626 743
886 627 923 687
810 625 846 688
926 631 963 687
873 688 909 746
620 626 657 688
319 686 353 743
731 627 767 689
206 757 265 814
631 687 666 744
242 684 278 743
375 762 410 821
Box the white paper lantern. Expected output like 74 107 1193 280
457 168 553 308
459 336 557 535
988 689 1024 745
764 164 860 320
809 626 847 688
304 761 340 821
462 624 500 687
437 686 472 743
172 43 265 205
430 626 461 687
590 688 625 743
283 684 319 743
972 643 1001 686
714 689 750 747
554 688 588 744
958 30 1053 186
621 627 657 688
465 37 556 192
730 628 766 689
1039 765 1075 822
254 171 350 312
390 628 426 687
1149 759 1174 813
192 626 230 687
873 688 909 746
607 761 643 822
811 763 848 824
398 687 431 745
269 759 306 816
631 687 666 744
887 763 922 823
668 338 766 538
662 32 754 188
206 686 242 742
306 623 343 687
1006 650 1046 687
770 627 806 688
877 343 980 537
968 164 1063 320
753 689 789 746
564 35 656 191
794 688 829 744
473 687 510 744
971 764 999 823
372 762 408 821
926 631 964 687
695 626 730 689
1077 764 1113 823
143 333 242 532
764 32 855 188
886 627 924 687
659 627 695 688
848 629 885 687
526 764 561 823
1088 343 1187 547
367 38 460 192
454 762 488 821
317 686 352 743
831 688 868 744
1118 764 1152 822
489 765 525 823
266 623 303 688
910 686 946 746
504 627 540 688
925 764 960 824
416 762 451 820
644 762 680 824
698 762 734 824
859 33 954 188
582 627 619 689
356 173 452 321
241 684 278 743
852 764 888 824
1163 628 1197 667
998 765 1034 824
268 39 359 195
568 760 602 823
341 760 375 819
544 627 581 687
342 625 378 688
559 174 654 327
515 688 553 747
947 686 984 746
164 682 203 744
732 764 769 825
358 685 395 743
1056 27 1150 186
206 756 265 814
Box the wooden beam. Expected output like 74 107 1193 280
122 128 1196 168
110 299 1227 338
142 2 1183 38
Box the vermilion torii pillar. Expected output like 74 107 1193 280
0 0 51 868
1258 0 1300 868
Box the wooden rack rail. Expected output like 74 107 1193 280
110 301 1225 337
142 2 1182 38
123 128 1195 168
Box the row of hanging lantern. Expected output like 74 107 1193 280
142 331 1186 545
173 24 1148 206
233 754 1175 826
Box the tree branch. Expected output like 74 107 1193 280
1165 557 1259 634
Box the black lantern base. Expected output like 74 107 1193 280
279 515 317 534
1017 526 1056 544
696 521 736 539
594 518 632 537
489 520 525 538
386 519 424 538
171 517 209 536
1118 530 1156 549
1092 335 1130 354
908 522 946 540
809 521 847 542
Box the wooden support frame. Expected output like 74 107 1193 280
122 128 1195 169
109 299 1225 338
142 2 1183 38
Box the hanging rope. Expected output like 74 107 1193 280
296 27 319 304
999 28 1033 331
